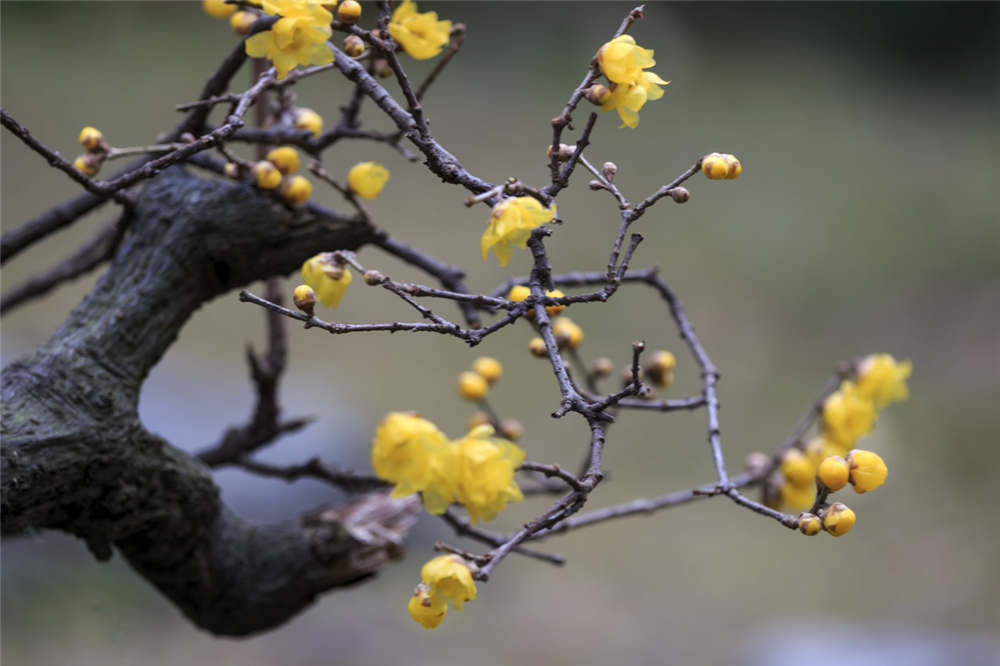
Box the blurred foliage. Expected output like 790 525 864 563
2 2 998 665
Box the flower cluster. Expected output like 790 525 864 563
371 414 525 523
594 34 669 128
480 197 556 267
408 555 477 629
240 145 315 204
457 356 502 401
244 0 334 80
389 0 451 60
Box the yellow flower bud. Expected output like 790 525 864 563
500 419 524 441
847 449 887 493
822 502 856 536
203 0 236 19
229 10 257 35
253 161 282 189
337 0 362 24
223 161 241 179
701 152 741 180
855 354 912 408
585 84 612 105
779 449 814 488
592 357 613 378
408 583 447 629
644 350 677 388
508 285 530 302
347 161 389 199
805 435 849 465
472 357 503 384
529 337 547 357
544 289 566 317
266 146 300 174
280 175 312 205
780 481 816 511
343 34 365 57
73 155 99 176
294 107 324 137
292 284 316 316
78 126 103 152
552 316 583 350
458 371 489 400
798 512 822 536
817 455 849 491
822 381 875 448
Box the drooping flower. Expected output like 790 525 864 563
597 35 656 85
371 412 452 502
245 0 334 80
480 197 555 267
821 381 876 448
855 354 912 409
301 252 352 308
452 425 525 524
389 0 451 60
408 583 447 629
421 555 477 611
347 161 390 199
599 71 670 129
595 35 669 129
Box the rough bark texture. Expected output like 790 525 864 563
1 166 421 636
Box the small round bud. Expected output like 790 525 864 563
588 179 605 191
507 285 530 303
822 502 856 536
669 187 690 203
500 419 524 441
292 284 316 316
529 337 547 358
779 449 814 488
179 132 197 144
78 126 103 152
546 143 576 162
337 0 362 24
373 59 392 78
280 175 312 205
73 154 100 176
544 289 566 317
294 108 324 137
644 350 676 388
458 371 489 401
266 146 300 174
253 161 282 189
223 161 241 180
363 269 386 285
472 357 503 384
745 452 769 476
585 84 612 106
591 357 613 378
552 317 583 350
817 455 849 492
203 0 236 19
798 513 822 536
702 152 742 180
230 10 258 35
602 162 617 181
343 34 365 57
847 449 887 493
467 411 491 430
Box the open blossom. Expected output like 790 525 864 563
855 354 912 409
821 381 876 448
421 555 477 611
347 161 389 199
245 0 334 79
596 35 669 128
600 71 669 128
480 196 555 267
408 583 447 629
371 412 453 503
453 425 525 524
300 252 352 308
389 0 451 60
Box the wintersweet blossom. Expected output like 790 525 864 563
855 354 912 409
347 161 390 199
245 0 334 79
389 0 451 60
300 252 352 308
421 555 477 611
595 35 669 128
452 425 525 524
821 381 876 448
480 197 555 267
597 35 655 85
408 583 447 629
371 412 452 502
600 72 670 129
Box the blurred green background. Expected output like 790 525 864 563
3 2 999 665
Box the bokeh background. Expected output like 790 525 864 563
3 2 999 665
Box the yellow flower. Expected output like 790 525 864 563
702 153 742 180
421 555 477 611
645 350 676 388
822 381 876 448
822 502 856 536
230 10 258 35
600 71 669 129
347 161 389 199
472 357 503 384
453 425 525 524
543 289 566 317
245 0 334 80
280 175 313 205
855 354 912 409
817 455 849 491
805 435 849 464
253 160 283 189
408 583 447 629
371 412 451 501
457 371 489 401
294 107 324 136
798 512 822 536
507 285 531 302
389 0 451 60
267 146 300 174
78 126 103 151
481 197 555 267
597 35 656 85
780 448 815 487
203 0 236 19
847 449 888 493
301 252 352 308
528 337 547 357
780 480 816 511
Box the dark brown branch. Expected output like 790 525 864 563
234 456 390 493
